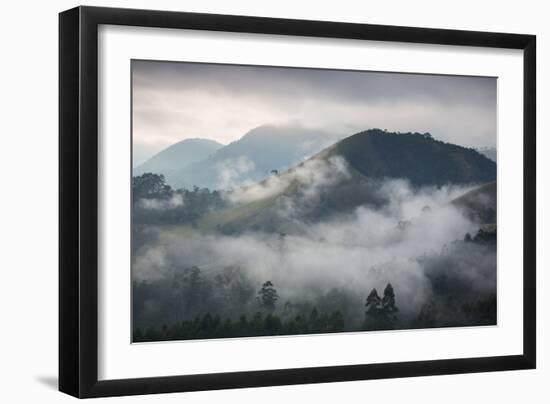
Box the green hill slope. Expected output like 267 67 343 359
451 181 496 224
328 129 496 186
185 129 497 235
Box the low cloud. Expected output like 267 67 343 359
133 174 492 319
138 194 184 210
215 156 256 190
223 155 349 206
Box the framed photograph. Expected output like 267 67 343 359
59 6 536 398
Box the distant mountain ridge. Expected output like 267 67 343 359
134 138 223 177
166 125 344 189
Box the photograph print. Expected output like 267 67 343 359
131 60 497 343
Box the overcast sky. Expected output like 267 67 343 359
132 60 496 166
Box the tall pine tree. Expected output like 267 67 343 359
257 281 279 312
364 284 399 330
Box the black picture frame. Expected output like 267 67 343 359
59 5 536 398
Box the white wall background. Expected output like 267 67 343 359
0 0 546 402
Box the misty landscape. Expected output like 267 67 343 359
131 61 497 342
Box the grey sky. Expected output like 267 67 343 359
132 60 497 165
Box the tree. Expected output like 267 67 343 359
257 281 279 312
132 173 171 198
365 288 381 316
181 266 212 312
264 313 283 335
327 311 345 332
364 284 399 330
382 284 398 313
237 315 250 336
413 300 437 328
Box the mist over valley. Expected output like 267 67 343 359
132 127 497 341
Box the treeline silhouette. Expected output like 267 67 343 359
133 279 404 342
133 173 226 226
133 267 497 342
133 309 346 342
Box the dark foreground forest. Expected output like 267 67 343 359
134 272 496 342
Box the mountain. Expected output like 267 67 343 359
476 147 496 162
134 138 223 177
166 125 343 190
196 129 497 234
326 129 496 186
452 181 496 224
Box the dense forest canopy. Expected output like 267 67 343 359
328 129 496 187
133 173 226 226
